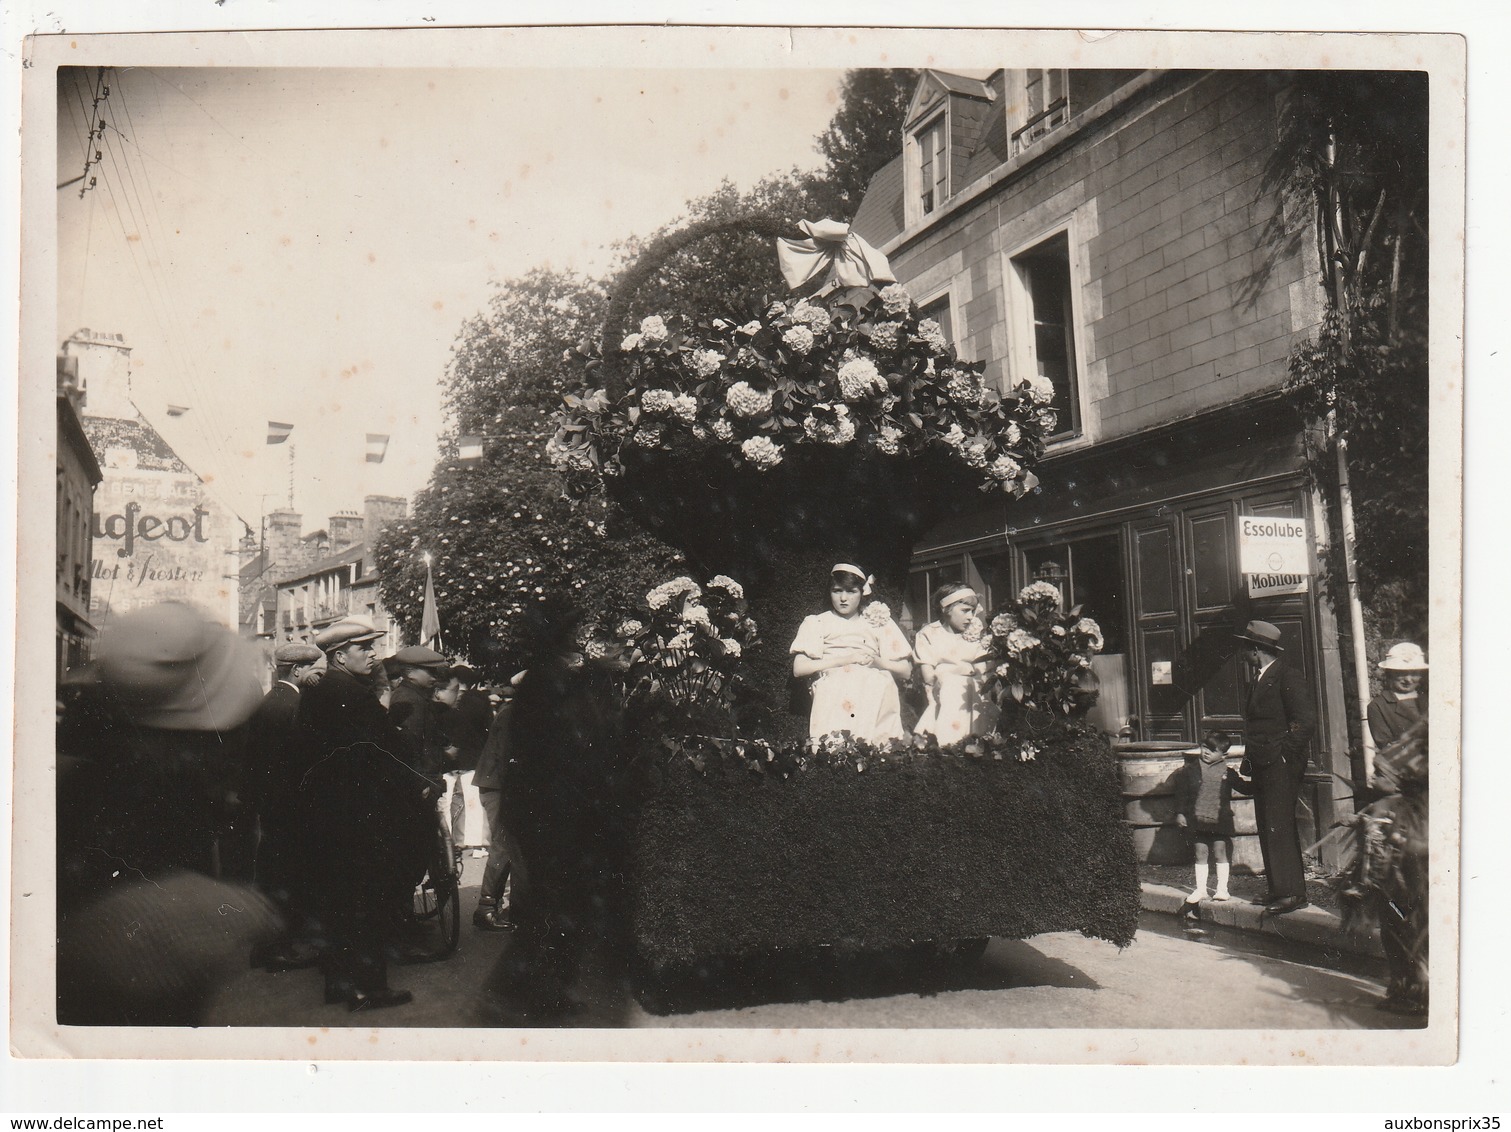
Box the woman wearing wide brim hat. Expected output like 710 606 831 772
1368 642 1428 749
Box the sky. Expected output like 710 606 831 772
55 65 846 531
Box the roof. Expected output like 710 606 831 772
851 155 906 248
925 69 995 100
276 540 369 587
81 415 193 475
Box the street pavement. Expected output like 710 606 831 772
203 855 1414 1032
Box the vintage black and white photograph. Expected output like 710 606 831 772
13 23 1463 1067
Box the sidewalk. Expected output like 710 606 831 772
1139 867 1382 958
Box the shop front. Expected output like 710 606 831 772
907 395 1352 867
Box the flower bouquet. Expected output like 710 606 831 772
979 581 1106 732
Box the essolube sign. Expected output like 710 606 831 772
1240 518 1306 540
1238 515 1311 576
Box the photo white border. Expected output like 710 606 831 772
2 2 1492 1114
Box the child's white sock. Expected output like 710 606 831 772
1190 861 1209 902
1213 861 1231 899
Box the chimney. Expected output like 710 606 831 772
363 494 407 545
329 510 364 552
62 329 136 421
265 508 305 577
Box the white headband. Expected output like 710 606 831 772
832 563 873 596
940 587 978 610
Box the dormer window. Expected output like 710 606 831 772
916 114 948 216
1012 69 1070 155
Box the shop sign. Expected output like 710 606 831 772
1247 571 1310 598
1238 515 1311 575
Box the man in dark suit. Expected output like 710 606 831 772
386 645 453 794
247 641 326 969
296 617 435 1011
1236 620 1318 915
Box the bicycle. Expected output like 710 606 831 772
404 814 462 962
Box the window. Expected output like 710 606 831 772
1008 230 1082 439
916 292 956 349
915 115 948 216
1012 69 1069 155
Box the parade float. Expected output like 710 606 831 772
547 218 1141 978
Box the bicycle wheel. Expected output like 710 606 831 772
432 871 462 957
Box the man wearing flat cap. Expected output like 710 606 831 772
1235 620 1318 915
246 641 326 969
292 617 433 1010
387 645 455 795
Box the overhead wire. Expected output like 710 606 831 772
79 68 260 523
97 68 263 522
60 82 100 315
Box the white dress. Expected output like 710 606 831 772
912 621 997 742
790 610 911 743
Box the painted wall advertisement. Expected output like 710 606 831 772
89 465 237 627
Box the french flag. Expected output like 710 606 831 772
365 433 390 463
266 421 293 445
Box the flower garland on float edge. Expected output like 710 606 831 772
547 282 1055 494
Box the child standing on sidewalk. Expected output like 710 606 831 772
1176 730 1241 932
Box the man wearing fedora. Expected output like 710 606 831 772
1236 619 1318 916
294 617 434 1011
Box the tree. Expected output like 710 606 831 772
811 69 919 219
374 268 682 674
1263 72 1429 646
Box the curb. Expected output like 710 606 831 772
1139 881 1383 959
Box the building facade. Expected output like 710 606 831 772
64 329 242 631
56 354 103 679
245 494 408 660
853 68 1352 857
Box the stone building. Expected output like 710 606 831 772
56 354 102 678
62 329 241 631
853 68 1377 863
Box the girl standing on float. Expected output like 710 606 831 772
790 564 912 742
913 582 998 743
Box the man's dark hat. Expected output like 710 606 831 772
1234 620 1284 652
392 645 447 667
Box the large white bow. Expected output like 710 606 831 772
775 219 896 292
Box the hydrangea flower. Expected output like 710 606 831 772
803 404 856 446
670 393 698 423
989 454 1022 481
726 381 774 418
941 423 967 449
641 389 675 414
639 315 670 344
646 576 702 610
791 301 829 332
681 602 711 627
863 601 892 627
634 423 664 447
620 332 643 351
1024 374 1056 404
766 301 787 319
837 357 886 401
918 318 948 353
667 630 695 650
1037 408 1059 433
711 419 735 442
688 349 725 378
782 325 816 355
873 424 904 455
1005 628 1041 654
879 283 912 316
1004 422 1022 446
617 619 644 639
960 441 990 468
720 638 742 658
1018 581 1063 605
1074 617 1105 651
707 574 744 600
738 320 762 336
741 436 784 469
867 321 903 351
945 370 983 405
961 614 985 643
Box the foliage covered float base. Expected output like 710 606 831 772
625 726 1141 968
